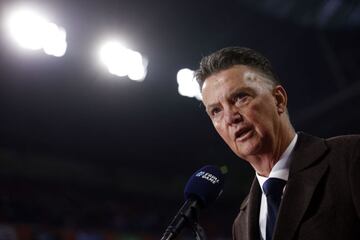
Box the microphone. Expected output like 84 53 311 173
160 165 226 240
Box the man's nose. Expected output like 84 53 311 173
224 107 242 125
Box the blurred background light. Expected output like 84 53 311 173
6 7 67 57
42 22 67 57
177 68 202 100
99 40 148 81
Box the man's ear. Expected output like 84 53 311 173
273 85 287 114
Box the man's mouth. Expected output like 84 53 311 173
235 127 253 142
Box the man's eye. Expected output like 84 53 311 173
234 93 248 103
210 107 221 116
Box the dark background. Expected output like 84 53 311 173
0 0 359 239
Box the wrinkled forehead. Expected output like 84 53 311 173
243 69 275 90
201 66 274 96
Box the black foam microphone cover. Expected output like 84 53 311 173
161 165 226 240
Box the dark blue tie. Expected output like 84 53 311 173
263 178 286 240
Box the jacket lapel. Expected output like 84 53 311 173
273 132 329 240
240 177 262 240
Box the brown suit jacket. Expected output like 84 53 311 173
232 132 360 240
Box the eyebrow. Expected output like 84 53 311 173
205 86 255 111
228 88 249 100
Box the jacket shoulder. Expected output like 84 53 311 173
326 134 360 144
325 135 360 156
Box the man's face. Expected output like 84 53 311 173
201 65 286 160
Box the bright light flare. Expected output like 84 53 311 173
43 22 67 57
177 68 202 100
6 7 67 57
7 9 45 50
99 41 147 81
100 41 129 77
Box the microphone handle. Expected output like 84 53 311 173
160 198 200 240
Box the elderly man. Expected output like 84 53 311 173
195 47 360 240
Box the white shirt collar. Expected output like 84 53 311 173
256 134 298 190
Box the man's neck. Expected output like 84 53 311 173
250 129 296 177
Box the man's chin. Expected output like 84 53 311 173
234 142 261 160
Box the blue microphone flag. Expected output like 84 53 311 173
184 165 226 208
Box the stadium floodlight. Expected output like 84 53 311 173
6 7 67 57
42 22 67 57
99 40 147 81
127 51 148 81
177 68 202 100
